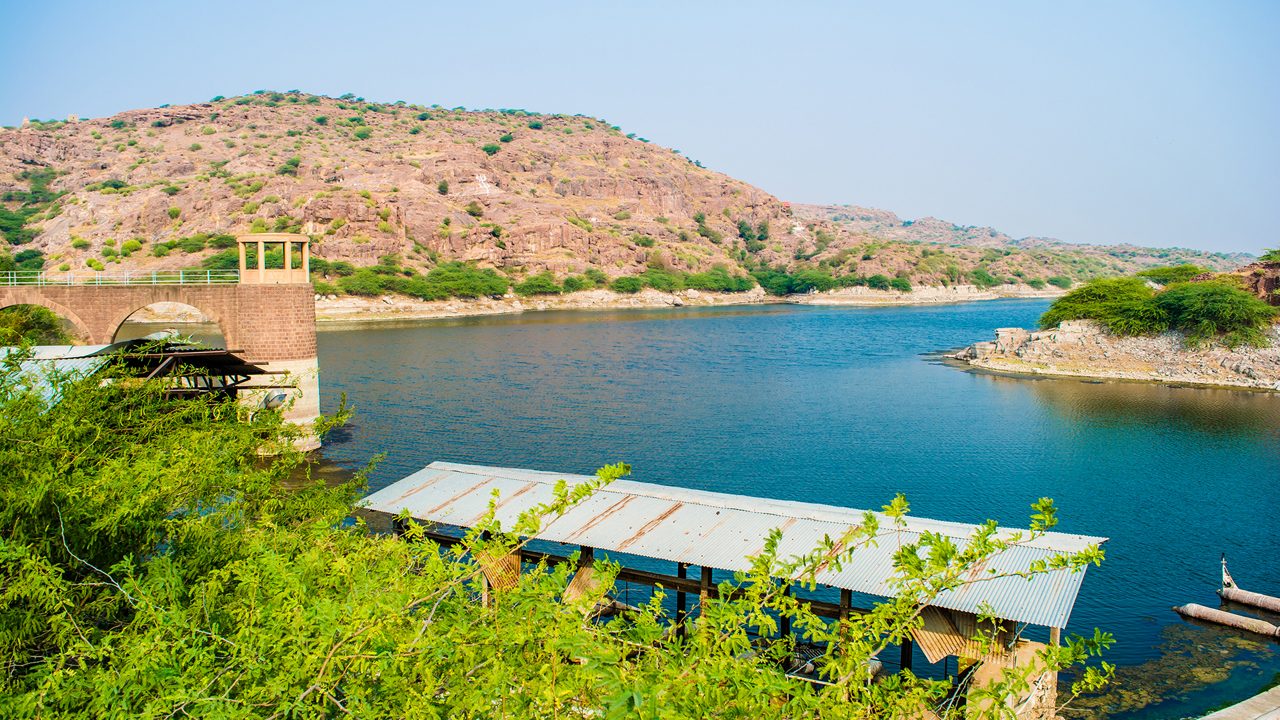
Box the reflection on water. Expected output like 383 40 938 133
975 371 1280 437
114 321 225 348
312 300 1280 715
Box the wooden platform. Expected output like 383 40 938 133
1203 685 1280 720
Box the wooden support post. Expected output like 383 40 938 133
676 562 689 638
900 637 914 672
1049 627 1061 646
780 582 791 638
700 566 713 602
578 546 594 567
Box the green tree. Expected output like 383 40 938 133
514 271 563 296
0 305 71 344
437 179 449 195
0 364 1112 718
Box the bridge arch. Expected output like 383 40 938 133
0 296 93 343
108 300 235 348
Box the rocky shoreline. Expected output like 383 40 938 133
124 283 1063 329
952 320 1280 392
790 284 1064 306
310 283 1064 325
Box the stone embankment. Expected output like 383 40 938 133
952 320 1280 391
791 284 1063 306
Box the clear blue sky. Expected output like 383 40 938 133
3 1 1277 254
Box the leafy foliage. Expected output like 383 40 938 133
1135 264 1206 285
0 368 1113 718
1040 276 1276 346
0 305 71 344
1154 280 1277 348
513 271 563 296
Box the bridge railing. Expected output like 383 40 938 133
1 270 241 287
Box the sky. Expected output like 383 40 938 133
2 1 1277 254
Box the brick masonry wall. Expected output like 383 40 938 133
0 284 317 362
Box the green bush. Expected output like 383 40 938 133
610 276 643 293
1039 277 1166 335
1047 276 1073 290
866 274 891 290
527 120 543 130
481 143 501 156
790 268 837 293
208 234 237 249
1136 264 1206 285
437 180 449 195
514 272 563 296
70 237 90 250
353 127 372 140
278 156 302 176
0 304 70 344
685 267 755 292
499 133 514 143
176 235 207 253
1026 278 1047 290
1154 280 1276 347
121 239 143 254
313 280 341 296
889 276 912 292
464 202 483 218
969 267 1000 289
151 245 171 257
167 206 181 220
1259 248 1280 262
640 267 683 293
749 267 798 296
313 115 328 125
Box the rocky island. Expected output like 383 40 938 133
953 260 1280 391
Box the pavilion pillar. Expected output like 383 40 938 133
256 239 265 283
676 562 689 638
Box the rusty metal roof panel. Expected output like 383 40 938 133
361 462 1106 628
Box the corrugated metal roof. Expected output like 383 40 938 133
1 333 191 405
0 345 120 405
361 462 1106 628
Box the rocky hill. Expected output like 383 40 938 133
796 204 1250 277
0 92 1256 293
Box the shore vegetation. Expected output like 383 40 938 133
1040 272 1276 348
0 349 1113 718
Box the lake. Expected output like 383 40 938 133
314 300 1280 718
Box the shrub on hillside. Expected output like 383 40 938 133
610 276 643 294
1047 275 1073 290
514 272 563 296
481 143 501 156
866 274 892 290
969 267 1000 289
685 267 755 293
464 202 483 218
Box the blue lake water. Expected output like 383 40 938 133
315 299 1280 718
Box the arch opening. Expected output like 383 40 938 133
0 303 91 345
113 302 228 348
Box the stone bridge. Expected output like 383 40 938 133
1 234 322 447
0 283 316 362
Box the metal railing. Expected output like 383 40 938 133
1 270 241 287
